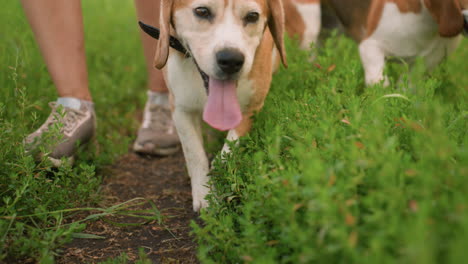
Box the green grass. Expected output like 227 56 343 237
97 248 152 264
194 36 468 263
1 0 467 263
0 1 149 262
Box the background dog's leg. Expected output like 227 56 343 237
294 0 322 50
359 38 389 86
425 37 462 72
173 110 210 212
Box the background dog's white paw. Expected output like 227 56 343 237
192 185 210 212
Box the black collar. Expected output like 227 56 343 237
138 21 209 91
138 21 189 57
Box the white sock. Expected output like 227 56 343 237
147 91 169 106
57 97 94 111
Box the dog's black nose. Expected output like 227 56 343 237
216 49 245 74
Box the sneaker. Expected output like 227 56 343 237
133 98 180 156
25 101 96 166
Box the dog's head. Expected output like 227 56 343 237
154 0 287 131
425 0 468 37
155 0 287 73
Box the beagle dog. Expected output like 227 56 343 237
153 0 287 211
323 0 468 85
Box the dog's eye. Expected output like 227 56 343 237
244 12 259 24
194 7 212 19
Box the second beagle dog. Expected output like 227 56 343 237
348 0 468 85
299 0 468 85
152 0 287 211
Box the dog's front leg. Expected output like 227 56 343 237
220 115 252 156
220 130 240 157
173 109 210 212
359 38 389 86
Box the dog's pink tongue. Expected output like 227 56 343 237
203 78 242 131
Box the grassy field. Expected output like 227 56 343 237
1 0 468 263
196 36 468 263
0 1 149 262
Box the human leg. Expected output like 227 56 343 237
21 0 91 100
134 0 168 94
133 0 180 155
21 0 95 165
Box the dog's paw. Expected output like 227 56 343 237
192 185 210 212
383 76 390 87
193 197 208 212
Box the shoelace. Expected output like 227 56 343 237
44 102 87 134
145 105 173 132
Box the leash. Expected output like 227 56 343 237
138 21 209 92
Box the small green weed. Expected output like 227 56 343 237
98 248 152 264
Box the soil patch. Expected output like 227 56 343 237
58 151 199 263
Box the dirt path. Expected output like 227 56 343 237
58 151 199 263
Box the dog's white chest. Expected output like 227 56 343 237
236 79 255 111
371 2 460 62
166 54 207 112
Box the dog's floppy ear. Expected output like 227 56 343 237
268 0 288 67
154 0 173 69
426 0 464 37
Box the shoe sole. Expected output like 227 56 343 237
42 135 95 168
133 142 180 156
48 156 75 167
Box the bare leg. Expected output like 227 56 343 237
21 0 91 101
134 0 168 93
